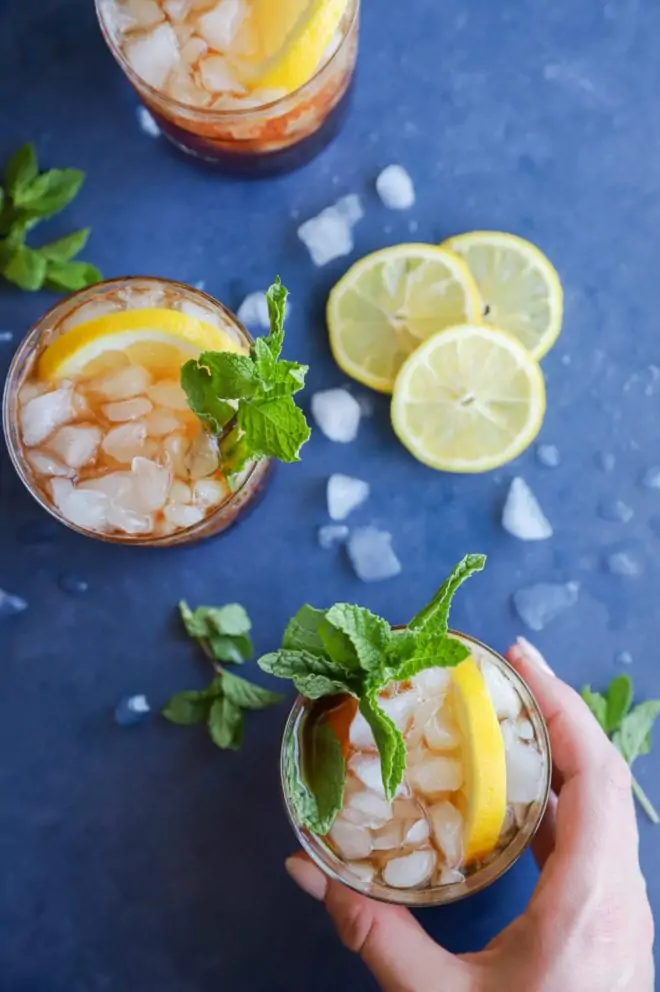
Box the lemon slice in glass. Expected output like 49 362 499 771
327 244 483 394
441 231 563 360
391 323 546 473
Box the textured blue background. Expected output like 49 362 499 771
1 0 659 988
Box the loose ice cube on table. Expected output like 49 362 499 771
318 524 349 550
237 292 270 330
383 850 435 889
606 551 643 577
347 527 401 583
536 443 560 468
92 365 152 401
328 817 373 860
376 165 416 210
311 389 361 442
409 755 463 797
48 425 102 469
298 195 364 266
428 801 463 867
0 589 28 618
513 582 579 631
124 22 180 90
327 474 370 521
21 388 74 446
502 477 553 541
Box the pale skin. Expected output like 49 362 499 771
285 637 655 992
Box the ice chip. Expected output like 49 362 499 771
26 450 75 478
606 551 643 577
102 397 153 422
297 195 364 266
136 105 161 137
318 524 349 550
80 471 134 502
193 478 228 508
93 364 152 401
372 820 404 851
409 755 463 797
641 466 660 489
169 480 192 503
115 693 151 726
186 431 220 479
102 422 151 463
124 0 165 28
513 581 579 631
505 740 545 804
380 690 419 733
376 165 416 210
131 457 171 512
411 668 450 699
502 477 553 541
327 474 370 521
0 589 28 618
424 708 460 751
382 850 435 889
148 379 190 410
481 664 522 720
428 801 463 867
349 710 376 749
48 425 102 469
405 819 431 846
143 408 182 437
198 54 245 93
328 817 373 861
615 650 634 666
311 389 361 443
439 867 465 886
162 433 191 475
347 527 401 583
56 488 109 532
237 291 270 330
594 451 616 473
348 862 375 884
536 443 560 468
343 790 393 829
163 502 205 528
349 754 387 794
107 502 153 535
196 0 247 50
163 0 190 19
21 388 74 446
124 22 180 90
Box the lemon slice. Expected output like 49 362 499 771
441 232 563 360
327 245 483 394
235 0 349 94
451 656 507 864
391 323 546 473
37 309 244 381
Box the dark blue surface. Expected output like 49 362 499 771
2 0 660 988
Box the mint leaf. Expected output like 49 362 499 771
45 259 102 292
39 228 90 263
581 686 608 728
237 394 310 462
208 634 252 664
359 690 407 801
162 689 215 725
203 603 251 637
4 143 38 199
284 721 345 835
259 649 358 698
605 674 633 733
195 351 260 399
283 605 328 655
409 554 486 635
615 702 660 764
180 361 236 433
14 167 84 217
2 245 46 291
208 696 243 750
263 276 287 360
221 670 283 710
393 636 470 682
179 600 253 664
324 603 392 674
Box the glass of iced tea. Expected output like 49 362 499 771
2 277 272 546
95 0 360 175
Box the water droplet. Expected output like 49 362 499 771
114 695 151 726
605 550 643 577
615 650 633 666
536 444 560 468
0 589 28 618
598 499 634 523
594 452 616 472
58 574 89 595
512 582 579 631
0 330 13 342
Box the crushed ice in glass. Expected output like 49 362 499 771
327 474 370 521
376 165 416 210
311 388 361 443
513 581 579 631
347 527 401 582
318 524 349 549
502 477 553 541
298 195 364 266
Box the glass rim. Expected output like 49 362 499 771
1 274 264 547
279 630 552 908
94 0 360 121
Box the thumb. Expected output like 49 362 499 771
285 854 473 992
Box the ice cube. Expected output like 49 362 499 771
439 867 465 886
411 668 450 699
428 801 463 867
237 291 270 330
93 365 152 401
615 650 634 666
297 195 364 266
505 740 545 804
347 527 402 583
198 54 245 93
348 862 375 884
21 388 74 446
148 379 190 411
26 450 75 478
163 0 190 19
376 165 416 210
162 433 191 475
536 443 560 468
143 408 182 437
48 425 102 469
318 524 349 550
107 502 153 535
124 22 180 90
349 754 387 794
80 471 133 501
481 664 522 720
328 817 373 860
380 690 419 733
517 718 535 741
606 550 643 577
343 790 393 829
131 457 171 512
192 478 227 508
0 330 13 342
598 499 634 523
349 710 376 749
169 480 192 503
179 35 208 63
405 819 431 846
424 708 460 751
372 820 404 851
409 755 463 797
54 486 109 532
382 850 435 889
115 693 151 726
196 0 246 49
60 300 122 335
168 65 210 105
0 589 28 618
19 381 48 405
163 502 205 528
186 431 220 479
58 573 89 594
311 389 361 443
641 466 660 489
406 697 443 749
327 474 370 521
176 300 222 326
513 581 579 631
136 105 161 137
102 422 151 462
102 397 153 422
502 477 553 541
124 0 165 28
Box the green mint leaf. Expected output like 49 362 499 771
0 188 4 215
179 600 208 638
205 603 251 637
44 259 102 292
283 722 345 835
2 245 46 291
282 605 328 655
615 701 660 765
180 360 237 433
221 670 283 710
196 351 260 400
258 649 358 698
14 167 84 217
4 143 38 199
359 690 407 800
605 674 633 734
179 601 253 663
237 394 310 462
409 554 487 635
208 633 252 665
39 228 90 263
162 689 214 725
393 636 470 683
264 276 287 359
580 686 608 729
208 695 244 750
324 603 392 674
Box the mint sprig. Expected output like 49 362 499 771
163 601 283 750
180 278 310 475
259 554 485 829
0 143 101 293
581 675 660 824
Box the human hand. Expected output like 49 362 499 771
285 637 654 992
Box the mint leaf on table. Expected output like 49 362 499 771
180 277 310 474
0 144 100 293
162 688 214 726
221 669 282 710
179 600 253 664
581 677 660 823
209 696 244 751
284 722 345 835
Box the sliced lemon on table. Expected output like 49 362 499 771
451 656 507 864
37 309 244 381
441 231 563 360
327 245 483 394
235 0 350 94
391 323 546 473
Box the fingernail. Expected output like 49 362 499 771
517 636 555 675
285 856 328 902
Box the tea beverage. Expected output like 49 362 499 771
96 0 360 174
3 278 270 546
